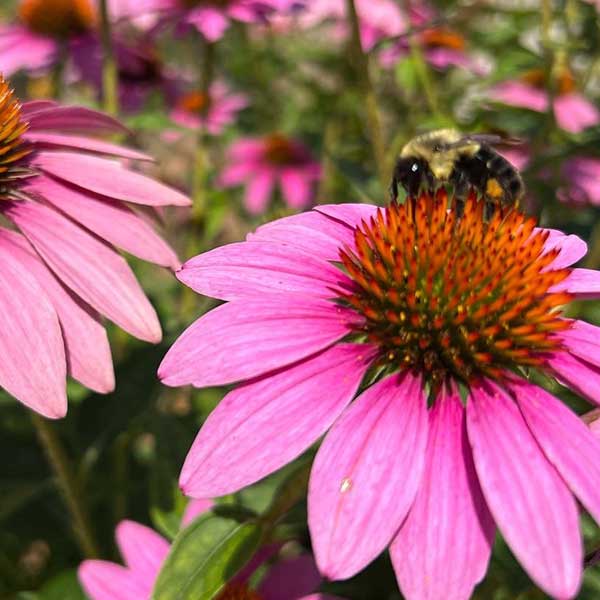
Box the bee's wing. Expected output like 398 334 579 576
450 133 523 148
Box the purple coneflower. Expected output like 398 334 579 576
79 502 342 600
0 76 189 418
219 133 321 214
161 188 600 599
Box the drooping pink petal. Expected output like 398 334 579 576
159 298 359 388
26 176 179 269
550 268 600 298
177 241 347 301
179 344 373 497
557 319 600 367
78 561 151 600
309 372 428 580
0 236 67 418
186 6 230 41
0 26 57 75
244 169 276 214
541 228 587 269
27 106 129 135
6 201 162 343
181 498 214 527
33 152 191 207
259 555 322 600
511 380 600 528
218 161 256 187
23 132 153 161
21 100 58 116
391 387 494 600
279 168 314 209
554 93 600 134
115 520 170 579
467 381 582 599
547 351 600 406
248 211 355 261
489 81 549 112
0 229 114 394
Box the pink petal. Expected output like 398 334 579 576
28 106 129 135
391 388 494 600
179 343 373 497
280 168 314 209
24 132 152 161
314 203 379 229
550 268 600 298
6 201 162 343
249 211 355 261
218 161 256 187
78 561 150 600
21 100 58 116
26 176 179 269
467 381 582 599
541 229 587 269
186 7 230 41
259 555 322 600
0 26 56 75
181 498 214 527
490 81 549 112
512 380 600 528
558 319 600 367
308 372 428 580
227 138 265 162
115 520 170 578
244 170 275 214
177 241 347 301
547 351 600 406
33 152 191 207
0 235 67 418
159 298 358 388
0 230 114 394
554 93 600 134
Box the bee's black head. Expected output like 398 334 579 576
389 157 434 201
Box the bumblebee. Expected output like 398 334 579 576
389 129 524 209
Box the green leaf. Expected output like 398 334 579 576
18 569 87 600
151 513 265 600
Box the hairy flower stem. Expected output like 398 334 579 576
99 0 118 115
345 0 388 193
191 39 215 224
31 413 100 559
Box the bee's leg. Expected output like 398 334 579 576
452 171 469 217
388 177 398 202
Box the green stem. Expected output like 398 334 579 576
345 0 388 193
30 414 99 559
99 0 118 115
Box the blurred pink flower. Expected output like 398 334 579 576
119 0 283 42
490 69 600 134
79 512 341 600
559 157 600 205
0 76 189 418
170 82 248 134
299 0 407 51
160 192 600 599
219 134 321 214
70 34 180 113
0 0 135 76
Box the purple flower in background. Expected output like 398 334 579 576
79 503 342 600
559 157 600 205
490 68 600 134
219 134 321 214
170 81 248 134
0 75 190 418
160 190 600 599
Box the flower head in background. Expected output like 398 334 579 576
490 67 600 134
0 75 190 418
558 157 600 205
79 501 342 600
170 81 248 134
219 134 321 214
161 189 600 599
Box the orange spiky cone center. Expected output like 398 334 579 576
0 76 33 199
421 28 465 51
215 582 262 600
264 133 298 165
339 192 572 386
19 0 96 38
178 91 211 114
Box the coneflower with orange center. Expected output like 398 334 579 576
161 188 600 600
0 75 190 418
